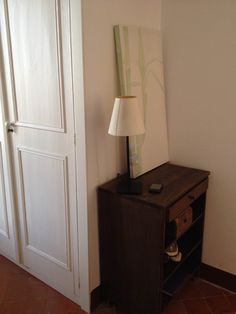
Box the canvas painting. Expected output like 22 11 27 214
114 25 169 178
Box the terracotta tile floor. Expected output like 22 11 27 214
1 255 236 314
93 278 236 314
0 255 86 314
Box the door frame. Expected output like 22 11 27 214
70 0 90 312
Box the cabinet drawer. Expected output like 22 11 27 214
168 179 208 222
175 206 193 239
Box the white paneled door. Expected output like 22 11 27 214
0 0 80 300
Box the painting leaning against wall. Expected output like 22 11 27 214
114 25 169 178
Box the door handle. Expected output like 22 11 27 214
6 122 16 133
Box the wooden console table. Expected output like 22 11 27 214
98 163 210 314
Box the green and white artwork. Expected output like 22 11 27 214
114 25 169 178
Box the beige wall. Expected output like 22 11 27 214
81 0 162 291
163 0 236 275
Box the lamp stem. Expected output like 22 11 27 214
126 136 130 179
117 135 142 194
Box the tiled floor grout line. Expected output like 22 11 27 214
200 278 236 295
202 296 214 314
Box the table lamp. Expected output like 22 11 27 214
108 96 145 194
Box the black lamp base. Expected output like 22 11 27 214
117 179 142 195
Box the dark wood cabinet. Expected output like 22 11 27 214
98 163 210 314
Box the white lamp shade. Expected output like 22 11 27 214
108 96 145 136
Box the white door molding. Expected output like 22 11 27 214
67 0 90 312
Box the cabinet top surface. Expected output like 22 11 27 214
98 163 210 209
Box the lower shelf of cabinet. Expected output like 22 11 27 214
164 216 204 281
162 246 201 297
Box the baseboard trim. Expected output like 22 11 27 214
200 263 236 292
90 285 102 312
